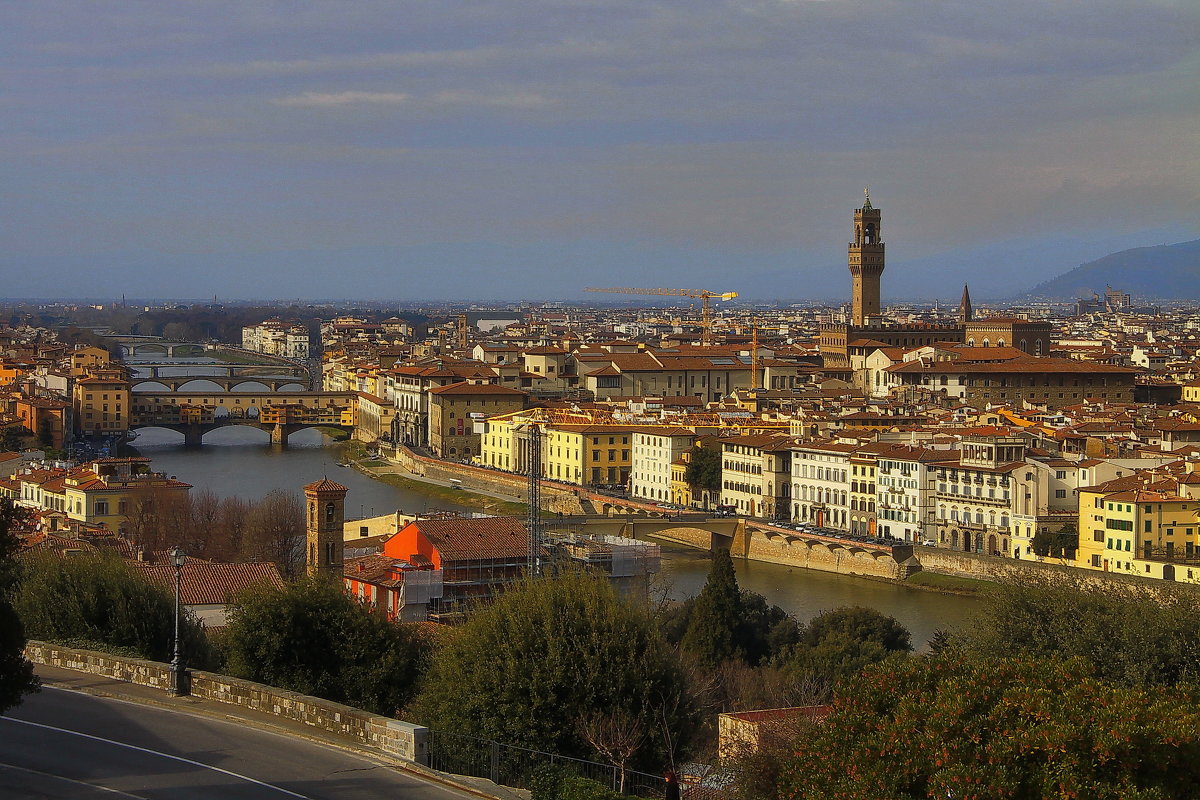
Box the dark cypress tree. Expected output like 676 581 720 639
0 501 38 714
681 548 743 665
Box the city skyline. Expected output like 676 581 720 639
4 1 1198 300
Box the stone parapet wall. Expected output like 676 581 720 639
23 642 428 765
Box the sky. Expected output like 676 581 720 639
3 1 1199 302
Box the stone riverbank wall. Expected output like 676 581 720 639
24 642 429 765
913 546 1190 592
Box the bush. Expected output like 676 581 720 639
15 552 210 666
416 572 690 770
222 576 430 716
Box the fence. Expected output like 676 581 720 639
427 728 666 797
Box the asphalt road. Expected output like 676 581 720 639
0 686 480 799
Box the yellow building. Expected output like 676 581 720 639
68 345 111 378
73 368 131 437
1076 478 1200 583
17 457 191 532
427 382 528 460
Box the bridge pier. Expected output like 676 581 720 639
182 425 204 448
270 424 288 447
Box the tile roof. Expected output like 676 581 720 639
133 561 285 606
412 516 529 562
304 478 348 493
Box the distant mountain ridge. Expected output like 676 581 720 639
1018 239 1200 301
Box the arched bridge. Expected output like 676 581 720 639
130 391 356 447
132 375 310 393
109 337 209 358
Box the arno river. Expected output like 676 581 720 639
133 426 984 647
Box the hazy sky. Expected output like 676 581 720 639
3 1 1198 301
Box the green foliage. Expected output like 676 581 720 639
222 576 429 716
666 556 799 669
14 552 209 666
965 575 1200 688
799 605 912 652
777 606 911 699
1031 524 1078 558
530 764 569 800
415 572 689 769
772 653 1200 799
0 425 32 452
683 444 721 491
681 549 742 666
0 501 38 712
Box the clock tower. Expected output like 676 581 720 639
848 188 885 326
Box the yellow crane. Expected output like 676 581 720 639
585 287 738 345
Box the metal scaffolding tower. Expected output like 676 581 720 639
526 423 543 577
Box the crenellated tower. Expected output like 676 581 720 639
848 188 885 325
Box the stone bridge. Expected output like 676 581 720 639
130 391 356 447
132 375 311 393
131 417 351 447
110 338 209 358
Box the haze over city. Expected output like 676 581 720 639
4 1 1199 300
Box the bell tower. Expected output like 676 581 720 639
848 188 885 325
304 478 348 579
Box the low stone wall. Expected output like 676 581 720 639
744 530 904 580
914 546 1181 593
24 642 428 765
384 444 586 515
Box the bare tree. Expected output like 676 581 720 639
577 710 647 795
242 489 305 577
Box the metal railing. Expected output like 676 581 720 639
427 728 666 797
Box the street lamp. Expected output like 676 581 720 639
169 547 188 696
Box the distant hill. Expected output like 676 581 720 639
1018 239 1200 301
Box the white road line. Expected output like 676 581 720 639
0 717 312 799
0 760 151 799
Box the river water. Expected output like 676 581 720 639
132 427 984 647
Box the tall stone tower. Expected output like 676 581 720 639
848 188 885 325
960 284 973 323
304 478 348 579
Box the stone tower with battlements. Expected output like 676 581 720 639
848 189 885 325
304 478 348 579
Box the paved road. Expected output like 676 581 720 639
0 686 480 799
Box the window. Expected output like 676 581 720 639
1055 489 1066 499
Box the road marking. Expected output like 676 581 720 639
0 760 150 798
0 717 312 799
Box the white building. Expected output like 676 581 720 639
630 428 696 504
790 441 855 529
242 320 311 360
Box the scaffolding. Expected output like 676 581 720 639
526 423 543 577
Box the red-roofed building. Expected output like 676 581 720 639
427 382 528 459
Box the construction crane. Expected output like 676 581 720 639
585 287 738 345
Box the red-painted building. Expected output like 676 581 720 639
344 516 529 621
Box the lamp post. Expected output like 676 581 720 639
169 547 187 696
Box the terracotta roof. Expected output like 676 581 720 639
412 516 529 562
428 382 528 396
304 478 348 493
133 561 285 606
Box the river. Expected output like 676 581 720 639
131 427 985 647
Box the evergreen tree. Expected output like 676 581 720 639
0 501 37 713
681 548 743 666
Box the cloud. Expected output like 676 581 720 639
271 91 410 108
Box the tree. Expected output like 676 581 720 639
577 710 647 794
777 606 912 700
241 490 305 576
14 552 209 665
1032 523 1078 559
415 572 690 769
683 444 721 492
222 576 430 716
965 574 1200 688
681 549 743 666
0 501 37 713
0 425 32 452
768 653 1200 800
